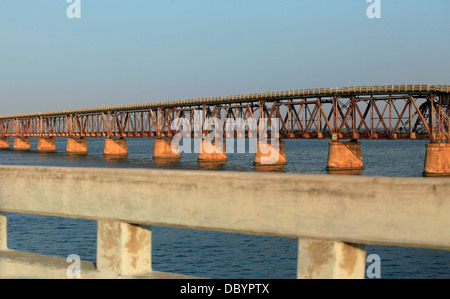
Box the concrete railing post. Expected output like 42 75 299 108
97 220 152 276
0 212 7 250
297 239 366 279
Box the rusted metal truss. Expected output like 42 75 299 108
1 84 449 142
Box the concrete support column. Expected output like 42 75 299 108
326 141 364 173
13 137 30 151
97 220 152 276
104 138 128 156
37 137 56 153
66 138 88 155
153 139 181 159
0 137 10 150
0 212 7 250
254 140 287 166
198 140 227 162
423 143 450 177
297 239 366 279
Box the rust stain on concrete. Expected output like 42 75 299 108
304 241 333 279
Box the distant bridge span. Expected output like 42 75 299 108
1 84 449 176
1 84 449 141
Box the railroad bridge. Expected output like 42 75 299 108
1 84 449 176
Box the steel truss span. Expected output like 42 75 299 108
1 84 449 142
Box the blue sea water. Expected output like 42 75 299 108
1 138 449 279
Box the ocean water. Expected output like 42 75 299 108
1 138 449 279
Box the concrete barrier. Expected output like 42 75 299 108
0 166 449 279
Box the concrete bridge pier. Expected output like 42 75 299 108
104 138 128 157
0 137 9 150
67 138 88 155
326 140 364 174
254 140 288 166
37 138 56 153
198 139 227 162
423 143 450 177
13 137 31 151
153 138 181 159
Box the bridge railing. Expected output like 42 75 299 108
0 165 449 279
1 84 449 120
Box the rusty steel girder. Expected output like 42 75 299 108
0 84 449 143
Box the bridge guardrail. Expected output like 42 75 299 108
0 165 449 278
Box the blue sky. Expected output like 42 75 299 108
0 0 449 115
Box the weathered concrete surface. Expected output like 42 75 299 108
0 250 197 279
13 138 30 151
153 139 181 159
0 138 9 150
198 140 227 162
66 138 88 154
104 138 128 156
326 141 364 171
37 138 56 153
0 213 6 250
297 239 366 279
254 140 287 166
0 165 449 251
423 143 450 177
97 220 151 275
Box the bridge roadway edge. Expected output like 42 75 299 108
0 249 200 279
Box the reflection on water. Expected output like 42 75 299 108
66 153 88 159
254 164 287 172
327 169 364 175
104 155 128 163
34 152 58 157
198 161 227 170
153 157 181 167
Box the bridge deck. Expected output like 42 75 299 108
1 84 449 119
